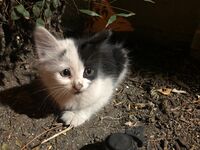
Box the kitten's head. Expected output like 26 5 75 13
34 27 127 95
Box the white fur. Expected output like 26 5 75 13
35 27 127 127
61 77 114 126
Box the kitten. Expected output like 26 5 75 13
34 27 128 127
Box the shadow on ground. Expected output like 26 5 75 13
0 80 59 118
80 142 104 150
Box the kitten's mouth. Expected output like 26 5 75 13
74 91 82 94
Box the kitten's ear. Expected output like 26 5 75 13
89 30 112 44
34 27 59 61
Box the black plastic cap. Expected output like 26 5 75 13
105 133 138 150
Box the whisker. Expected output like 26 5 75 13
32 85 65 94
38 87 63 112
60 87 70 101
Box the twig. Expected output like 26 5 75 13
93 1 134 13
15 0 21 4
100 116 123 120
39 0 46 17
41 125 73 144
21 124 63 150
110 0 118 4
71 0 79 14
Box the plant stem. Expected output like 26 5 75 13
93 1 133 13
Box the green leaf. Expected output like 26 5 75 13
106 15 116 27
15 4 25 14
52 0 61 8
79 9 101 17
23 10 30 19
45 2 50 9
32 5 41 17
11 10 20 20
36 18 45 26
35 1 44 8
116 12 135 17
15 4 30 19
44 8 52 18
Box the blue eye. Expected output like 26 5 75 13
60 69 71 77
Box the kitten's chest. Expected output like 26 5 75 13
66 78 114 109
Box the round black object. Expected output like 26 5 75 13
105 133 137 150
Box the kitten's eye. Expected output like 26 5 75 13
60 69 71 77
84 67 94 77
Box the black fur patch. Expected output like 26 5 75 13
77 31 127 81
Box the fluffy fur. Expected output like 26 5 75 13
34 27 128 127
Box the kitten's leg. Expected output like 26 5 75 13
61 109 91 127
61 98 109 127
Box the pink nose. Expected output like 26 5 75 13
73 82 83 91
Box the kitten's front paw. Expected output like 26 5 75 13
61 111 87 127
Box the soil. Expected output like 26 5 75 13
0 2 200 150
0 30 200 150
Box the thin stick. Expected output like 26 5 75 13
21 124 62 150
93 1 134 13
41 125 73 144
71 0 79 14
110 0 118 4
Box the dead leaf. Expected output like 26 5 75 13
134 103 147 109
32 146 40 150
48 145 53 150
125 121 135 127
157 88 172 95
15 139 22 147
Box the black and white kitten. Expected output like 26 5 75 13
34 27 128 127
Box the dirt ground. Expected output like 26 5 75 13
0 27 200 150
0 2 200 149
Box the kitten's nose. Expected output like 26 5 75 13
73 82 83 91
